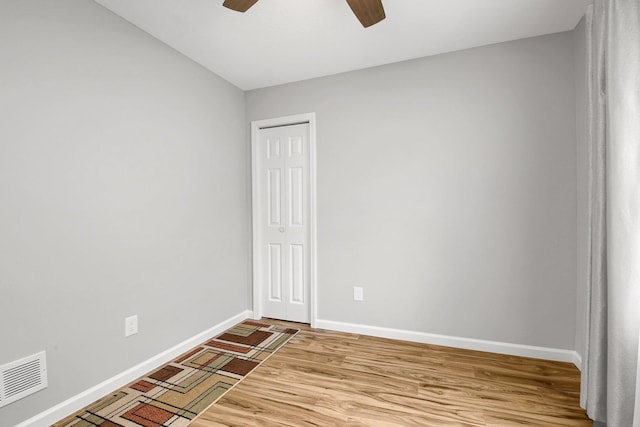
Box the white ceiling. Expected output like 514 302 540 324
95 0 590 90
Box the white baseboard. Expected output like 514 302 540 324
315 319 581 368
573 352 583 371
17 310 253 427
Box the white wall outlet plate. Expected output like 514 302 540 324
354 286 364 301
125 315 138 337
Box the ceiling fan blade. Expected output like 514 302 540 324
345 0 386 28
223 0 259 13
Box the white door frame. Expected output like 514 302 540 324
251 113 317 328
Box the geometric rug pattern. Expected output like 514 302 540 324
53 320 298 427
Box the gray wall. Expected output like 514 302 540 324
0 2 583 422
247 32 578 350
0 1 249 425
573 16 588 367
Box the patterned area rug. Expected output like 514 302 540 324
54 320 298 427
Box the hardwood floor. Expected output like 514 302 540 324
192 319 592 426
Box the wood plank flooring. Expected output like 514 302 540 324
192 319 592 426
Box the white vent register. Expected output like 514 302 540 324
0 351 47 408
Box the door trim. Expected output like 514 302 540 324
251 113 317 327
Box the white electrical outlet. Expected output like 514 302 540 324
354 286 364 301
125 315 138 337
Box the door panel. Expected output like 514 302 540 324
289 167 304 227
268 244 282 302
267 169 282 227
267 137 281 159
289 244 304 304
257 123 310 323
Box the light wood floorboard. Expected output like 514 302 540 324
191 319 592 426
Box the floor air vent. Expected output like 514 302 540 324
0 351 47 408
